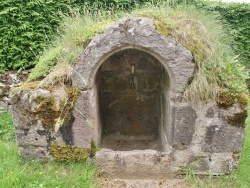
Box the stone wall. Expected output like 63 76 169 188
0 70 29 112
100 49 161 137
11 87 246 176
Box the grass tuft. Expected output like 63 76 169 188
27 10 115 84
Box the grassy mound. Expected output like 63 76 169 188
27 2 248 102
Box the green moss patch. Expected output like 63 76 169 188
27 17 113 82
50 144 90 161
217 89 249 109
50 140 98 161
34 96 60 128
153 20 171 36
33 87 80 130
238 92 249 109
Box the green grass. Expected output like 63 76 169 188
237 106 250 187
0 113 98 188
0 113 15 141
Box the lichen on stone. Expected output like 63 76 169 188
53 87 80 131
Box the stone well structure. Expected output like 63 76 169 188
11 18 247 178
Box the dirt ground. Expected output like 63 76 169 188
97 177 190 188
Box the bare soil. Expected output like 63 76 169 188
97 177 190 188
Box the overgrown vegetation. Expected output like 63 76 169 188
0 0 249 72
0 112 98 187
25 2 248 102
27 13 114 83
0 0 156 72
194 0 250 68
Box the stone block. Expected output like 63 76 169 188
173 105 197 149
69 90 97 148
19 146 50 160
95 149 172 179
203 119 244 153
208 153 238 174
206 105 217 118
16 129 48 147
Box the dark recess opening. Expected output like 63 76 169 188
96 49 170 151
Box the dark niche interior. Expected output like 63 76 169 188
95 49 171 151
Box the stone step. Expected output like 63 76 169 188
94 149 176 179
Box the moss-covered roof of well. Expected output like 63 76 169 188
27 2 248 103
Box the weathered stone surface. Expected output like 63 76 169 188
173 104 197 149
11 89 52 159
206 105 217 118
71 91 98 148
203 119 244 153
189 158 210 172
0 70 30 111
72 17 194 93
16 129 48 147
0 101 9 113
19 146 50 160
208 153 238 174
95 149 173 179
55 117 75 145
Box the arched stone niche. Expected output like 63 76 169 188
11 17 246 178
71 17 195 151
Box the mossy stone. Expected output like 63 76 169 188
50 144 90 161
153 20 171 36
226 110 248 128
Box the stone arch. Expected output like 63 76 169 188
71 17 195 151
72 17 194 94
91 45 174 93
